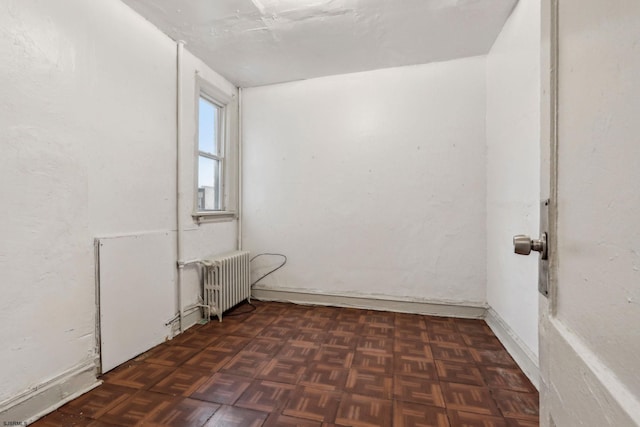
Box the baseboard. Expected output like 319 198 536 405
485 307 540 389
251 286 487 319
0 361 100 426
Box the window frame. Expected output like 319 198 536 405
192 77 236 223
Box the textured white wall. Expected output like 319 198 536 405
486 0 541 359
0 0 237 404
242 57 487 305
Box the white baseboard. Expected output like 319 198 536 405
251 286 487 319
485 307 540 389
0 361 100 426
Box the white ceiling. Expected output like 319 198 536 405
121 0 518 87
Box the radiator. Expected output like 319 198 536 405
202 251 251 322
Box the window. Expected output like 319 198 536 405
193 78 237 223
197 96 224 211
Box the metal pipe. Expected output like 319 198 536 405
237 88 244 251
176 40 186 333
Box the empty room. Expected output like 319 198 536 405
1 0 639 426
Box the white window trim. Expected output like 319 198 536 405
192 76 237 224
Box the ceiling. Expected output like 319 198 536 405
121 0 518 88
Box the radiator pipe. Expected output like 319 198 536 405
237 88 244 251
176 40 186 334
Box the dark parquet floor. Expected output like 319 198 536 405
32 301 539 426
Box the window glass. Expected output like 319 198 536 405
198 97 218 155
198 156 220 211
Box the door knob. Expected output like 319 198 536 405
513 233 548 259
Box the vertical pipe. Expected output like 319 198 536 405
237 88 244 251
176 40 186 333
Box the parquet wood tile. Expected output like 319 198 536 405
230 322 266 337
424 316 457 332
480 366 537 393
142 397 219 427
252 301 291 316
330 320 364 335
58 384 136 418
189 373 252 405
100 390 173 426
257 358 307 384
235 380 296 412
314 345 355 368
345 368 393 399
352 350 394 374
299 317 333 331
356 336 393 353
303 306 340 320
469 348 519 368
461 333 504 350
183 347 234 372
242 337 284 357
393 401 450 427
260 325 295 340
455 320 494 336
290 330 328 344
150 366 211 396
430 342 475 364
168 330 220 348
505 419 540 427
491 390 539 421
447 410 508 427
394 355 438 379
394 376 445 407
361 311 395 327
100 363 174 390
428 331 467 346
325 331 360 348
435 360 485 387
221 351 269 378
396 327 430 342
395 339 434 359
282 387 341 422
361 324 395 339
139 344 202 367
34 410 95 426
198 320 241 335
263 414 322 427
335 394 392 427
206 335 251 354
440 382 501 416
85 420 117 427
394 313 427 330
32 301 539 427
87 421 121 427
277 341 321 363
203 405 268 427
299 363 349 391
336 308 364 323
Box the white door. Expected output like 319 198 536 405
537 0 640 425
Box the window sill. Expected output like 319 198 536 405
192 211 237 224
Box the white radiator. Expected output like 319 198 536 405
202 251 251 322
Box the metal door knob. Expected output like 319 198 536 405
513 233 548 259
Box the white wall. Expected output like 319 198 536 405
0 0 237 412
486 0 540 367
243 57 487 306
